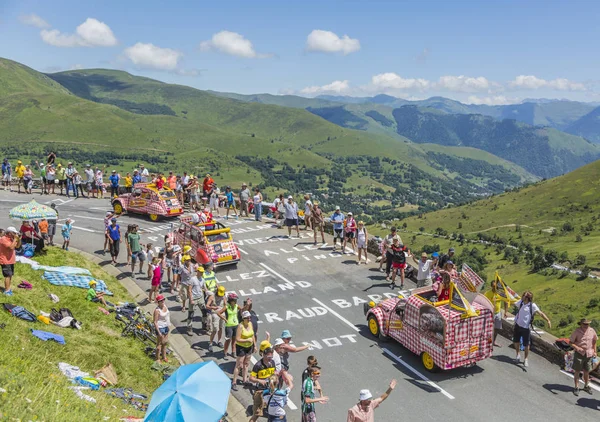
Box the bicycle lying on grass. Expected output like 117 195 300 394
115 304 172 357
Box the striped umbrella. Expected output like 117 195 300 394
9 199 57 221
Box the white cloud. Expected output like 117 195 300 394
124 43 183 71
40 18 117 47
20 14 50 28
305 30 360 55
466 95 517 106
300 80 350 95
509 75 586 91
200 31 270 58
370 73 430 91
436 75 490 92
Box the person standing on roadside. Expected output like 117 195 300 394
14 160 25 194
127 225 144 276
356 221 368 265
2 158 12 191
231 310 255 391
139 164 149 183
106 218 121 264
56 164 66 195
48 203 58 246
379 227 400 276
239 183 250 217
224 186 238 219
0 227 20 296
178 251 193 310
1 158 11 191
218 293 240 360
274 194 285 222
61 218 73 251
73 171 86 198
438 247 455 269
301 356 323 398
311 203 326 245
206 285 226 352
249 343 277 422
304 194 313 231
253 188 263 222
153 294 170 364
84 164 94 195
35 160 47 195
284 196 300 238
279 330 309 373
203 173 214 199
346 379 397 422
485 277 508 347
65 162 77 198
94 166 105 199
263 374 292 422
301 367 329 422
570 318 597 396
23 165 34 194
108 170 120 197
132 169 142 185
330 206 345 252
186 265 206 336
343 212 357 254
416 252 433 287
46 165 56 194
167 171 176 191
513 291 552 367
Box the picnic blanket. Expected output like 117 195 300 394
42 272 113 295
17 256 91 275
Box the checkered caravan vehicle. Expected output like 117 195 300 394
112 183 183 221
364 278 494 372
174 217 241 268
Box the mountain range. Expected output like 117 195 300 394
0 57 539 223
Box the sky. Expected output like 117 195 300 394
1 0 599 105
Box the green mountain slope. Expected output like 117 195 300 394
392 106 600 178
564 105 600 143
0 57 536 222
390 159 600 336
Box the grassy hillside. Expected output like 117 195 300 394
393 106 600 178
371 159 600 337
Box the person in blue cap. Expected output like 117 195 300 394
279 330 309 373
431 252 440 270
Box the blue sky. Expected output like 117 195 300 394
1 0 599 104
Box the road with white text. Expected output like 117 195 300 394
1 191 598 422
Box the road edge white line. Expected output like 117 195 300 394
311 298 359 332
249 356 298 410
382 347 455 400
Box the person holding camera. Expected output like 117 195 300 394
0 227 21 296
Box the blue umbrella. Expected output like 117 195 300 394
144 361 231 422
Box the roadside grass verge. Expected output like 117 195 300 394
0 248 173 421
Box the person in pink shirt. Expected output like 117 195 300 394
347 379 396 422
343 212 357 254
570 318 598 396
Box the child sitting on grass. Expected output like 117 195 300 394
86 280 108 306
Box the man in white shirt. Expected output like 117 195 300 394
417 252 433 287
512 291 551 367
84 164 94 193
139 164 149 183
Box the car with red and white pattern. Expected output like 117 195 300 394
364 284 494 371
112 183 183 221
174 216 241 268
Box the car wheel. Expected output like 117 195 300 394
368 315 380 338
149 214 159 222
421 351 439 372
113 202 123 214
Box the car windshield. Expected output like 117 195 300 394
159 190 175 199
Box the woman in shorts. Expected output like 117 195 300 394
232 310 255 391
356 221 368 265
343 212 357 254
310 203 326 245
225 186 238 219
153 294 171 363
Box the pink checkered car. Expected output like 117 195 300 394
174 216 241 268
112 183 183 221
365 284 495 371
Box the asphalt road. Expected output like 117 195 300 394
1 190 598 422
